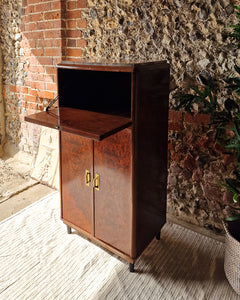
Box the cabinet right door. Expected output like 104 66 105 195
94 128 132 255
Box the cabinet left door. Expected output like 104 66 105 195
60 131 93 234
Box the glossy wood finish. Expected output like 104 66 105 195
60 131 93 234
62 218 135 264
25 61 170 268
94 128 132 255
25 108 132 141
133 63 170 258
57 61 135 72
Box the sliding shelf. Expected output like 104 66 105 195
25 107 132 141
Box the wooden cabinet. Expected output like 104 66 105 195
25 61 170 271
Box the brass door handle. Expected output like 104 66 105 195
93 174 100 190
85 170 91 186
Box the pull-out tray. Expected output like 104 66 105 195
25 107 132 141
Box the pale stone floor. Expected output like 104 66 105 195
0 152 54 221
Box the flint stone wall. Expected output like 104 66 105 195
82 0 239 232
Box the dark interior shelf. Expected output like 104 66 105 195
25 107 132 141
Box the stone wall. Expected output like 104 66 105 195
82 0 239 107
83 0 239 232
0 0 239 232
0 0 25 149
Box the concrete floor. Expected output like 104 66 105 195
0 152 55 221
0 184 54 221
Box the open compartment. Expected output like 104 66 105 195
25 63 133 140
57 67 132 118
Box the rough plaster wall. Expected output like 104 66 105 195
82 0 240 232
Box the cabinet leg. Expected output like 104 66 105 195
67 225 72 234
129 263 134 273
156 231 161 240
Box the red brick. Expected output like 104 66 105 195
30 81 45 90
77 19 87 28
66 48 82 57
43 74 55 83
67 39 77 47
46 82 57 92
37 57 53 65
20 87 28 94
26 39 36 48
67 20 76 29
53 58 62 65
25 95 38 102
38 91 55 99
169 110 183 122
36 21 52 30
20 24 25 32
52 1 62 10
35 2 51 12
44 11 61 20
28 31 44 40
168 122 183 131
77 39 87 47
45 66 57 75
52 19 64 28
67 1 76 10
45 30 62 39
9 85 17 93
36 39 52 48
25 23 36 31
184 112 210 125
32 48 44 56
66 30 82 38
52 39 63 47
27 72 38 81
66 10 81 19
28 88 38 97
45 48 62 56
77 0 87 8
26 5 35 14
28 103 39 110
29 13 43 22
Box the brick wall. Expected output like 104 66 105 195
2 0 87 152
65 0 87 61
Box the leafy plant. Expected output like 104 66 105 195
174 6 240 221
229 6 240 47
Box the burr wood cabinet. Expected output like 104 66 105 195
25 61 170 272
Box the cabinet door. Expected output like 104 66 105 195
60 131 93 234
94 128 132 255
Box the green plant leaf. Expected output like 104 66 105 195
233 193 238 203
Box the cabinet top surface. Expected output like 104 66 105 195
25 108 132 141
57 60 168 72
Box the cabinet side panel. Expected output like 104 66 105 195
134 64 170 258
61 131 93 234
94 128 132 256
